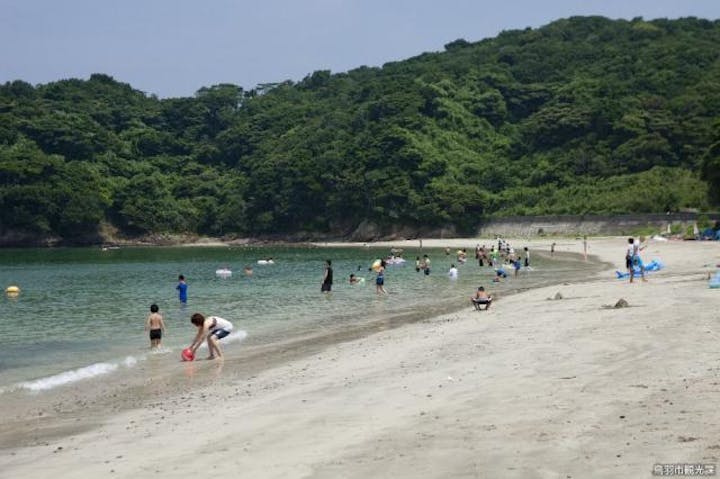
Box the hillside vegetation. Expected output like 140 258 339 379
1 16 719 242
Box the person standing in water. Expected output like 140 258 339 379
321 259 333 293
176 275 188 304
145 304 166 349
375 260 387 295
513 256 522 277
422 254 431 275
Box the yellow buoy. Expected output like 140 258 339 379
6 285 20 296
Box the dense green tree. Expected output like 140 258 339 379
0 16 718 242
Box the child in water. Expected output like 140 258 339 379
176 274 188 304
145 304 166 349
375 260 388 295
188 313 234 360
513 257 522 277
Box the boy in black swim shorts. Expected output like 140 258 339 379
145 304 166 349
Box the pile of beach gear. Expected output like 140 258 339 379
615 258 664 279
700 227 720 241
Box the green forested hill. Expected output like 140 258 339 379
1 16 719 242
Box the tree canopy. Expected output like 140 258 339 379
1 16 718 241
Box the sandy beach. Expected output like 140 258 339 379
2 237 720 478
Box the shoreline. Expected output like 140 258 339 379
2 237 719 478
0 247 602 446
2 227 708 249
3 208 719 248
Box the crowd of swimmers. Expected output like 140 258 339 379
141 235 658 362
149 238 539 358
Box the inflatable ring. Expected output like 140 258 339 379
371 259 382 272
5 286 20 294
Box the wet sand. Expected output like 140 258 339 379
2 237 719 478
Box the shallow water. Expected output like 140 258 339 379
0 245 591 393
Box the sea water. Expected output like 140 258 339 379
0 245 589 394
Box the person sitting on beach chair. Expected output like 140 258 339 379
471 286 492 310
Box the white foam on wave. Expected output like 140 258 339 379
149 346 173 355
10 331 248 393
196 329 248 349
123 355 138 367
17 353 146 393
19 362 119 392
226 329 248 344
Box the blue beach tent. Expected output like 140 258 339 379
616 258 664 279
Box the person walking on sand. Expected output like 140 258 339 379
583 235 588 261
626 237 647 283
375 260 388 295
550 242 556 257
321 259 333 293
176 275 188 304
188 313 233 360
145 304 166 349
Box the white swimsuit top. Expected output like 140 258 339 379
209 316 233 332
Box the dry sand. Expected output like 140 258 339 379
2 237 720 478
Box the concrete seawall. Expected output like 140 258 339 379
475 213 720 237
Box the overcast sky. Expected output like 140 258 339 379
2 0 719 98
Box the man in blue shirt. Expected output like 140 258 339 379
176 274 188 303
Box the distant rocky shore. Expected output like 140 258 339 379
2 212 718 247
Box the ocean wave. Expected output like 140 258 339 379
18 354 145 392
194 329 248 349
11 331 247 393
226 329 248 344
